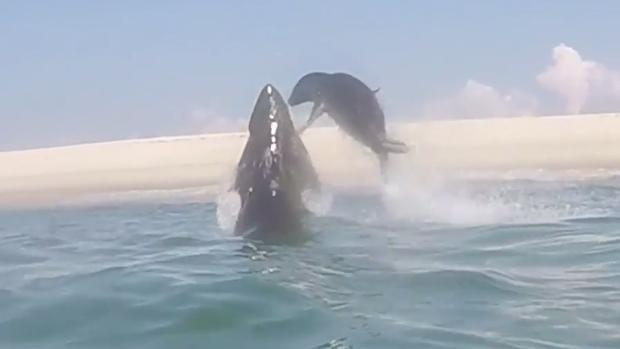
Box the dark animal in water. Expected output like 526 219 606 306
288 72 409 178
233 84 320 240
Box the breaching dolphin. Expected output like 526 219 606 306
233 83 321 240
288 72 409 178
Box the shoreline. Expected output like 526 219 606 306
2 113 620 207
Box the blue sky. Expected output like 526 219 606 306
1 1 620 150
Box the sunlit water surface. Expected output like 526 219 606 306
1 175 620 348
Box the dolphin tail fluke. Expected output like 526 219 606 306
380 138 410 154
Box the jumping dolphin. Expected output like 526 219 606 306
233 83 321 240
288 72 409 178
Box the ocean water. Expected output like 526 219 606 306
1 175 620 349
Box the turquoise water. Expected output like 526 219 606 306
1 177 620 348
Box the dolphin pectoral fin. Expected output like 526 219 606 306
380 138 410 154
297 102 324 134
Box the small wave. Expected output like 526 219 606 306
313 337 353 349
398 268 535 300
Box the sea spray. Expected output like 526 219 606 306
380 162 510 226
215 166 241 231
302 188 334 217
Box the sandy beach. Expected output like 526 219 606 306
1 113 620 207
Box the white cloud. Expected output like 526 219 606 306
423 80 538 119
536 43 620 114
422 44 620 119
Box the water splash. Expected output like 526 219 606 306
215 167 240 231
303 189 334 217
216 188 333 231
380 161 620 226
381 164 510 226
215 190 240 232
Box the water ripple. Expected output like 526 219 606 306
1 178 620 348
